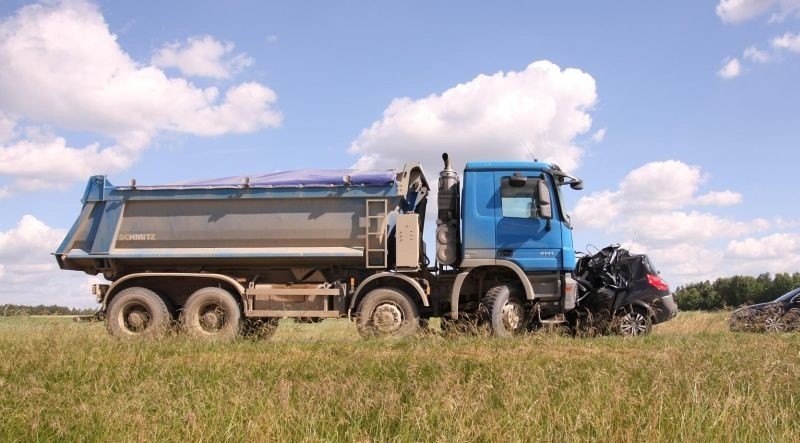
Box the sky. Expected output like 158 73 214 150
1 0 799 307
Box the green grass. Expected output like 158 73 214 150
1 312 799 441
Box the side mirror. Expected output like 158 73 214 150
537 180 552 219
570 180 584 190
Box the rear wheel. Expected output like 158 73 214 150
180 287 242 341
618 307 652 336
356 288 420 338
481 285 528 338
106 287 171 339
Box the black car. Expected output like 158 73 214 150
572 245 678 336
729 287 800 333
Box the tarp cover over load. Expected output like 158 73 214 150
123 169 399 190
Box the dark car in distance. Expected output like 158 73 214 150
729 287 800 333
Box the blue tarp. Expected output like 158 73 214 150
124 169 399 190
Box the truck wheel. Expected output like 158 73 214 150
180 287 242 340
618 307 652 336
106 287 171 339
242 318 280 339
481 285 527 337
356 288 420 338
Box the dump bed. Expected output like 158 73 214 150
55 166 428 278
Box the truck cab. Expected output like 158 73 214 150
434 156 584 337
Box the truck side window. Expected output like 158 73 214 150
500 177 537 218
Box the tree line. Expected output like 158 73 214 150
1 304 97 316
673 272 800 311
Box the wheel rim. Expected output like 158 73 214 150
620 311 648 336
371 302 404 334
197 303 228 333
765 315 785 333
121 302 152 334
501 301 525 333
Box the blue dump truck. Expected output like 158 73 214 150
55 153 677 339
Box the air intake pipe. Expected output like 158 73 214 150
436 153 461 266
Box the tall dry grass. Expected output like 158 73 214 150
0 312 798 441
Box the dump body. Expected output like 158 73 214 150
56 167 428 279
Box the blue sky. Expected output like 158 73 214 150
1 0 799 306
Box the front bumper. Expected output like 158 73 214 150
652 294 678 324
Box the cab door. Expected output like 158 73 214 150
493 171 563 271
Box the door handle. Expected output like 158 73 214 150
498 249 513 258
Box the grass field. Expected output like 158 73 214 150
1 312 799 441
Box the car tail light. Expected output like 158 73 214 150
646 274 669 292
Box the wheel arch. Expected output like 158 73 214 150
348 273 429 316
102 273 246 310
449 260 535 318
620 300 655 320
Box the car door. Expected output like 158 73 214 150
493 171 563 271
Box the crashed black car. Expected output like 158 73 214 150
729 287 800 333
569 244 678 336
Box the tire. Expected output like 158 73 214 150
764 308 787 333
356 288 420 338
180 287 242 340
106 287 171 339
481 285 528 338
242 318 280 340
617 306 652 336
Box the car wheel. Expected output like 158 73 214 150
764 310 787 333
618 307 652 337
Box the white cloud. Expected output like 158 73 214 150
771 31 800 51
570 160 797 286
716 0 800 23
695 190 743 206
726 233 800 259
572 190 621 229
591 127 606 143
348 60 597 174
0 111 15 143
0 137 135 195
152 35 253 79
618 211 759 245
0 215 100 307
0 0 282 194
716 0 776 23
618 160 705 211
743 45 775 63
718 58 742 78
723 233 800 276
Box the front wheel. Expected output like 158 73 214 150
764 307 787 333
356 288 420 338
617 307 652 336
481 286 528 338
180 287 242 341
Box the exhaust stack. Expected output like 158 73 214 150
436 153 461 266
